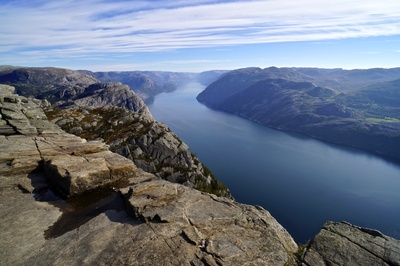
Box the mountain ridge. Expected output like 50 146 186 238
197 67 400 163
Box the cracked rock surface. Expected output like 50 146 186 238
122 179 298 265
301 221 400 266
0 84 136 197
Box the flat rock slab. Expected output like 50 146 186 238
0 190 62 266
123 179 298 265
302 221 400 266
45 151 136 196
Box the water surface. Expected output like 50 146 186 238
148 82 400 243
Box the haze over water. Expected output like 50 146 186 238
148 81 400 243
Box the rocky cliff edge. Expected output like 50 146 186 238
0 84 297 265
1 84 399 265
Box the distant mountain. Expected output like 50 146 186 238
81 70 226 103
0 66 98 97
196 70 229 86
0 66 150 114
197 67 400 107
197 67 400 162
0 66 226 105
81 70 197 103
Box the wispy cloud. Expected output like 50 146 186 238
1 0 400 65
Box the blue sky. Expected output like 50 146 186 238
1 0 400 72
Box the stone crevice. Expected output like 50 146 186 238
302 222 400 265
325 227 389 262
33 137 44 160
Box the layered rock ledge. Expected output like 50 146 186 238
0 84 135 197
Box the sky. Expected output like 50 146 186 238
1 0 400 72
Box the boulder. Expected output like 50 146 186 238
45 150 136 196
0 84 15 95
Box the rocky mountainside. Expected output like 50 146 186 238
0 66 98 97
59 82 151 115
197 67 400 107
0 66 229 196
197 67 400 162
2 83 400 265
46 105 229 196
0 66 149 112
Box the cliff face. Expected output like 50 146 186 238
0 84 298 265
46 104 229 197
0 66 229 197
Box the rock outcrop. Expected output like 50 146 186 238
0 84 136 196
56 82 152 116
45 105 230 197
300 221 400 266
122 179 297 265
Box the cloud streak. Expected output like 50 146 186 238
1 0 400 64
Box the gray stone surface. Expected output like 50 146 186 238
0 84 16 94
122 179 298 265
301 221 400 266
0 87 136 196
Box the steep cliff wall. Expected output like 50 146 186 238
0 67 230 197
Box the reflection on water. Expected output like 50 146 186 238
148 82 400 243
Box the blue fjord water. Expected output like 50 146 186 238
148 81 400 243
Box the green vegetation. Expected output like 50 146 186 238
202 164 214 177
196 179 228 197
366 117 400 123
195 166 229 197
